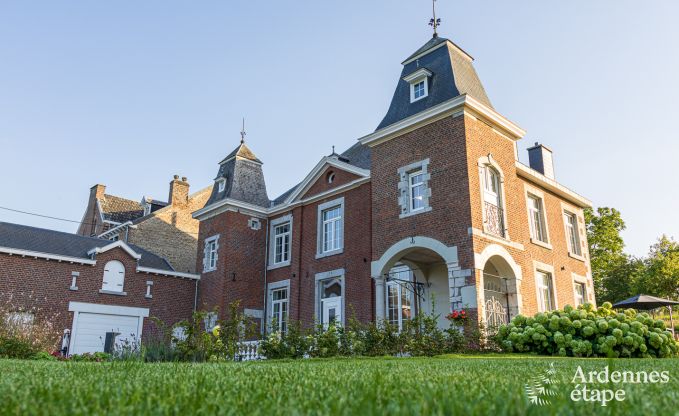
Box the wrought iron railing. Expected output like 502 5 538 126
484 202 505 238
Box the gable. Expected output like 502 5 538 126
299 165 363 200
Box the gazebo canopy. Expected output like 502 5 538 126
612 294 679 310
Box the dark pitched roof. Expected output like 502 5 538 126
205 142 270 208
376 36 493 131
270 143 372 207
0 222 173 271
100 195 144 223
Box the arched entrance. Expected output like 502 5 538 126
372 237 465 330
475 245 522 332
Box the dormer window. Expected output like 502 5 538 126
143 204 152 216
217 178 226 193
403 68 432 103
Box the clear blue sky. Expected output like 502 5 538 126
1 1 677 257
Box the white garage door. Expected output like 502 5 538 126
69 302 149 355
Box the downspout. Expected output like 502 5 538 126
261 218 269 335
193 279 199 312
297 208 304 323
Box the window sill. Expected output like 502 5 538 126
568 252 586 262
530 238 552 250
268 262 291 271
203 268 217 274
99 289 127 296
145 294 153 299
69 286 78 291
399 206 432 219
316 248 343 259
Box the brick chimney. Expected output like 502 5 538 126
90 184 106 200
527 142 555 180
169 175 189 206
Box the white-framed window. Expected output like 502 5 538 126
203 235 219 272
6 312 34 328
527 194 548 243
271 287 289 333
386 267 416 331
398 159 431 218
217 178 226 193
574 281 586 306
412 80 426 100
564 211 582 256
273 222 291 264
143 204 152 216
316 198 344 258
536 270 555 312
408 169 425 212
482 165 505 237
327 171 335 184
101 260 125 293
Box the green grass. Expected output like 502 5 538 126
0 355 677 415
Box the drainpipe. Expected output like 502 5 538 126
193 279 199 312
262 218 269 335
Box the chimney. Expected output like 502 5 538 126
90 184 106 200
169 175 189 206
527 142 555 180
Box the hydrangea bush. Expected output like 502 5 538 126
496 302 678 358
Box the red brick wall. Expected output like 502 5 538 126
301 167 362 200
0 247 197 342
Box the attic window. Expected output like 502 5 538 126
327 172 335 184
403 68 432 103
217 179 226 193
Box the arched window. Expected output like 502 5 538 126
102 261 125 292
483 166 505 237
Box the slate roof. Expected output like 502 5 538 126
0 222 174 271
205 142 270 208
376 36 493 131
100 194 144 223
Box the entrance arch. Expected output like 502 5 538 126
475 244 522 330
372 237 462 329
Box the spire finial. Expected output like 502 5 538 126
240 117 246 144
429 0 441 38
332 145 335 154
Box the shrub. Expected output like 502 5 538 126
496 302 679 358
0 301 60 359
70 352 111 362
259 321 309 359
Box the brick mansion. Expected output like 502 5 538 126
0 33 594 352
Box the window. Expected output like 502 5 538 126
408 169 425 212
398 159 431 218
322 207 342 252
204 312 217 332
143 204 152 216
203 235 219 272
483 166 504 237
413 80 426 100
528 195 548 243
6 312 34 328
327 171 335 184
317 198 344 258
386 267 416 331
536 271 555 312
271 287 289 333
217 179 226 193
101 260 125 293
564 212 582 256
273 222 291 264
574 282 586 306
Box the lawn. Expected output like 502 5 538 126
0 355 677 415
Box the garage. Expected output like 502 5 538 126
68 302 149 355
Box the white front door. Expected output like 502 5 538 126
321 297 341 327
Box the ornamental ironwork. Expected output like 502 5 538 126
484 201 505 238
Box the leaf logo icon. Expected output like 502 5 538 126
525 362 559 406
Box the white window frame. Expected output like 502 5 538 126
398 159 432 218
316 197 344 258
269 215 293 269
563 210 582 256
533 261 557 312
314 269 345 326
100 260 126 295
267 279 290 333
217 178 226 193
203 235 220 273
478 155 509 239
408 168 425 213
386 266 416 332
561 204 585 261
525 187 551 248
403 68 432 103
572 273 589 306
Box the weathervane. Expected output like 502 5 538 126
240 117 246 144
429 0 441 38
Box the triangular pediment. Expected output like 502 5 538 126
285 157 370 204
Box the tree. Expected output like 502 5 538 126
584 207 627 301
638 236 679 300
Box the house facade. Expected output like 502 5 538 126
193 34 594 333
0 222 199 354
77 176 212 273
